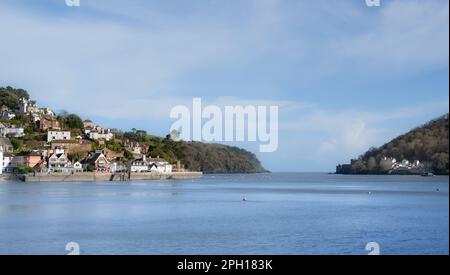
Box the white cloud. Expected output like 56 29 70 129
0 0 285 118
336 0 449 73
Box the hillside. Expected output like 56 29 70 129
182 142 267 173
117 131 267 173
337 114 449 175
1 86 267 174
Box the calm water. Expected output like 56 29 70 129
0 173 448 255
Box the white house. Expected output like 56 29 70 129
87 126 114 141
129 156 150 173
0 123 25 138
48 153 69 172
129 156 172 174
19 97 30 114
2 153 20 174
47 131 71 142
65 161 83 173
148 157 173 174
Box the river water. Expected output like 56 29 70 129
0 173 448 255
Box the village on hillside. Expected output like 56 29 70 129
0 94 189 179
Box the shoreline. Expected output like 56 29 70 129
1 172 203 182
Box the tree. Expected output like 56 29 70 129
18 165 33 175
10 138 23 151
0 86 29 110
64 114 83 129
351 160 367 174
432 153 449 175
367 157 378 173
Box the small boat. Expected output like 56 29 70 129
421 172 434 177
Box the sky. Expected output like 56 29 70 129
0 0 448 172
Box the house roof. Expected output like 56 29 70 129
49 153 67 159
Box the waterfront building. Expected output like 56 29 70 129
48 152 69 172
82 150 110 173
2 153 20 174
129 155 173 174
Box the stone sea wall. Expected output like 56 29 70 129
21 172 203 182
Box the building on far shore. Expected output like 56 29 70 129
39 116 60 131
129 156 149 173
82 150 110 173
0 137 14 153
47 131 71 142
110 161 127 173
129 156 173 174
86 126 114 141
2 153 21 174
19 98 55 121
0 123 25 138
48 152 69 173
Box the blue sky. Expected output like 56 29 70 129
0 0 448 172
